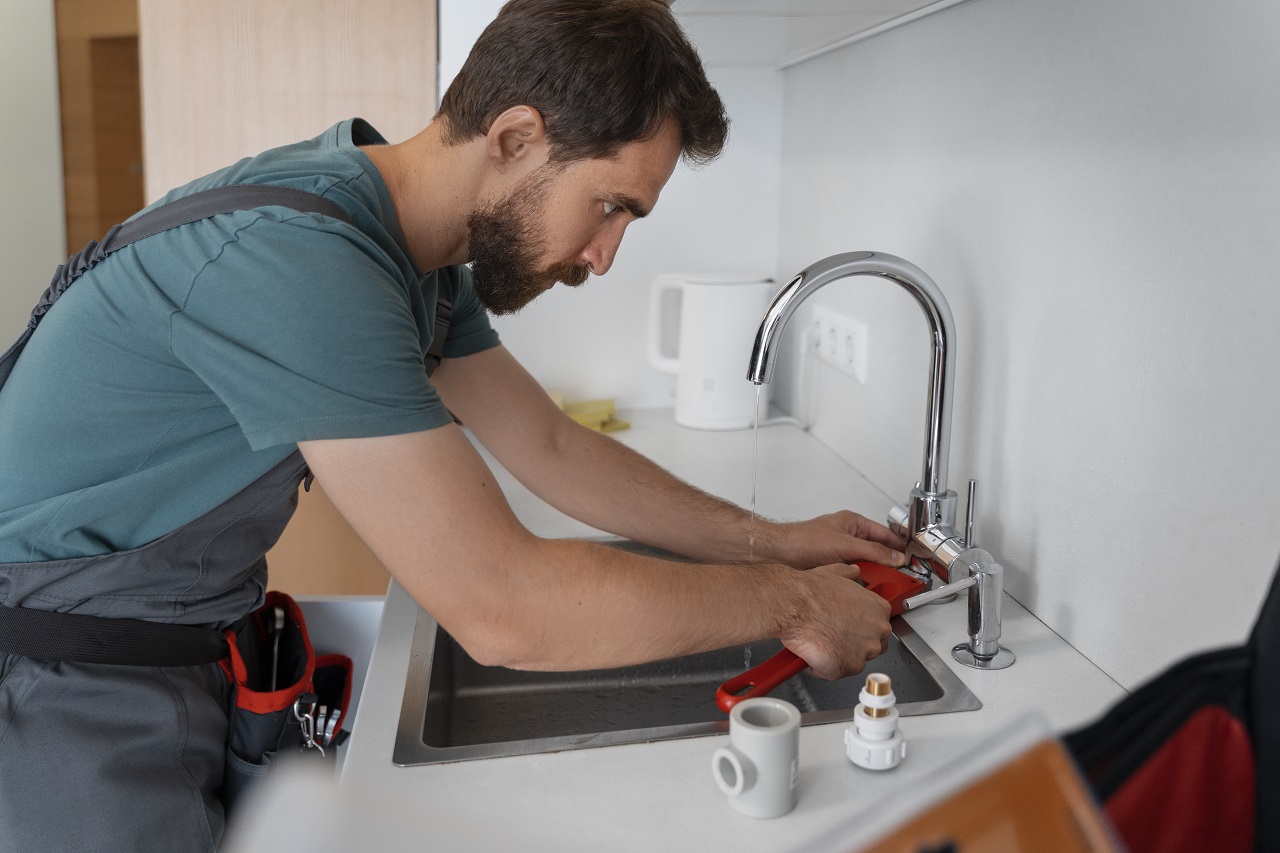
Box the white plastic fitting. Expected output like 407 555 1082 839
845 673 906 771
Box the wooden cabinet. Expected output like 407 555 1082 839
53 0 144 254
269 482 392 596
137 0 437 198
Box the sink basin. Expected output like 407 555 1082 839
393 540 981 766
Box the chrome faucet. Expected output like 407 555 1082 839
747 251 1014 669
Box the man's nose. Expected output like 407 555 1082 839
579 222 627 276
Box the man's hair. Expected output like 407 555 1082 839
438 0 728 165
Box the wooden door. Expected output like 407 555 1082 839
53 0 144 254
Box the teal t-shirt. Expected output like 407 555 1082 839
0 119 499 563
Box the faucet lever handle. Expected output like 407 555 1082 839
903 575 976 610
964 478 978 547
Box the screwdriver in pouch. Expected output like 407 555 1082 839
270 606 285 692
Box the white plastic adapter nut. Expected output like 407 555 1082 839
845 673 906 771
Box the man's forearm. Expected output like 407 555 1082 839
431 346 905 570
499 417 907 571
433 347 759 561
477 537 799 670
509 417 763 562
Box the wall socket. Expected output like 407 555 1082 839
812 305 869 384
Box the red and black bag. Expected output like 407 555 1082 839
220 591 353 814
1065 559 1279 853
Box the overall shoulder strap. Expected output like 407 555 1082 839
44 185 356 322
0 186 355 387
109 185 353 247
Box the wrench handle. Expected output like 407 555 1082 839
713 563 926 713
715 648 807 713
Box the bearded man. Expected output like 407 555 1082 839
0 2 904 849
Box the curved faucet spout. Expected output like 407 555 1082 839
746 251 956 498
747 253 1013 669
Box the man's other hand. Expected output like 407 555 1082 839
760 511 908 569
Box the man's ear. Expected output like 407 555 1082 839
484 105 548 171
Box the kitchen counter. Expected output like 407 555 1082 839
229 409 1127 852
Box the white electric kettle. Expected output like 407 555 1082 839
647 273 776 430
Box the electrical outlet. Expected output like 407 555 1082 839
813 306 869 383
820 317 840 363
840 317 869 384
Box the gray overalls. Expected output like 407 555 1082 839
0 187 447 852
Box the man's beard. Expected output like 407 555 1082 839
467 168 591 315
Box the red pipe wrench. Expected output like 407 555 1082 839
714 562 925 713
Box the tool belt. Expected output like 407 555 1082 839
0 593 353 814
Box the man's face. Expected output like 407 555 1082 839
467 166 584 315
467 119 683 315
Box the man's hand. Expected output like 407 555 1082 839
756 511 909 569
781 563 893 680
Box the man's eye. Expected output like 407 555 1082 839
602 202 620 216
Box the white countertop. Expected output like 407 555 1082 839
228 409 1127 852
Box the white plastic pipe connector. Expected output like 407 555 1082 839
712 697 801 818
845 673 906 771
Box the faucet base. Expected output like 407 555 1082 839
952 643 1016 671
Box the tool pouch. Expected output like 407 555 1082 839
219 591 352 816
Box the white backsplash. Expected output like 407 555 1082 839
769 0 1280 689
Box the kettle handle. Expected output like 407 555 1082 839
647 275 684 374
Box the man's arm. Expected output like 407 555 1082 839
298 422 890 678
428 345 907 569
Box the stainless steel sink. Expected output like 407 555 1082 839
393 540 981 766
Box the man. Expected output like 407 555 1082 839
0 1 902 849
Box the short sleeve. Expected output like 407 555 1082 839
437 264 501 359
168 213 454 450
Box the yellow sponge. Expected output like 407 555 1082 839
564 398 614 426
549 394 631 433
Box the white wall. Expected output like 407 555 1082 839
0 0 65 343
437 0 505 103
770 0 1280 688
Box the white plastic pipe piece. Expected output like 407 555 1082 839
845 674 906 771
712 697 801 818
